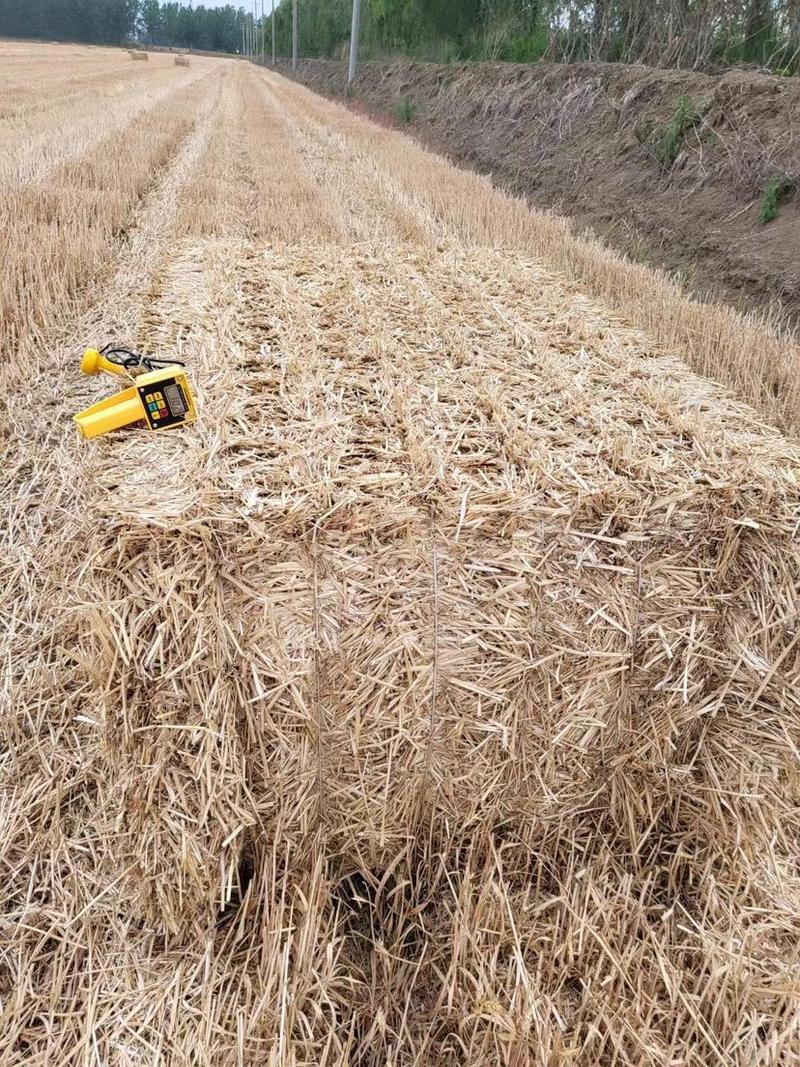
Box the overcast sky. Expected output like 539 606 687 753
190 0 278 13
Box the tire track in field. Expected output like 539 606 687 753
177 67 258 239
241 67 344 243
254 75 441 247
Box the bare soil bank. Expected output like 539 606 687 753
277 58 800 326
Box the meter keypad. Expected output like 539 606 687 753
145 391 169 423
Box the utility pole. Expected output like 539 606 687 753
292 0 298 70
272 0 276 65
241 22 245 56
348 0 362 84
261 0 265 63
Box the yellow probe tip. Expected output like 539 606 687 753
80 348 101 375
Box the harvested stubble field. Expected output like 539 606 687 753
1 40 800 1067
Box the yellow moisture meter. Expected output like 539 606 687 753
73 346 197 440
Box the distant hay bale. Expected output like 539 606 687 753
175 55 190 67
129 50 148 61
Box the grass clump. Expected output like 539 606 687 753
758 172 796 224
391 97 416 124
655 95 699 167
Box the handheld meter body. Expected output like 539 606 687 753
73 350 197 440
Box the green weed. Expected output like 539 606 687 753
391 97 417 124
674 263 697 290
758 173 796 224
655 95 699 168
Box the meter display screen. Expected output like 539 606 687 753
164 383 187 416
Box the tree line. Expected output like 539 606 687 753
0 1 248 53
0 0 136 46
139 3 248 52
268 0 800 71
1 0 799 71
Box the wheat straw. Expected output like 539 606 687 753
1 47 799 1066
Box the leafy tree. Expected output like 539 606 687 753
0 0 248 52
0 0 799 71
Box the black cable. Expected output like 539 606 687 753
98 343 185 372
141 356 186 372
